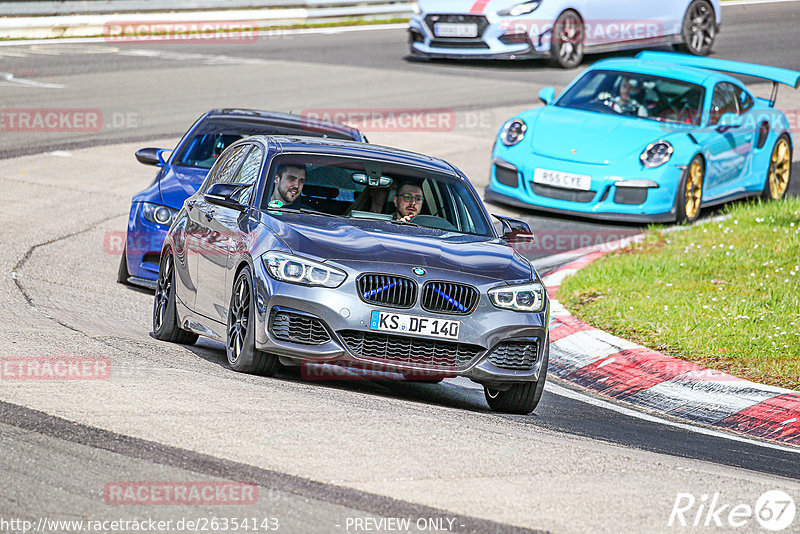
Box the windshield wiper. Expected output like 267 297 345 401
386 219 420 227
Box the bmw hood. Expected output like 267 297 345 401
522 107 678 165
158 165 209 209
418 0 520 13
262 214 532 282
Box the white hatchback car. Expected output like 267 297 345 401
409 0 721 67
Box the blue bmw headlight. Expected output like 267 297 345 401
488 282 545 312
141 203 177 226
263 252 346 288
500 119 527 146
640 141 673 168
497 1 541 16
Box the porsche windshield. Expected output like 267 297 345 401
556 70 706 126
261 154 493 237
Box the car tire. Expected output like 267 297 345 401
676 154 705 223
547 10 584 69
761 134 792 200
484 339 549 415
117 245 132 285
226 266 280 376
152 251 198 345
674 0 716 56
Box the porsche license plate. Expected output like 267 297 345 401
434 23 479 38
533 168 592 191
369 311 460 340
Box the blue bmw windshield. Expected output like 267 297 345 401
556 70 706 126
174 118 355 170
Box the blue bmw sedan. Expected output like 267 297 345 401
153 136 550 414
119 109 366 289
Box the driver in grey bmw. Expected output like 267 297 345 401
392 182 424 221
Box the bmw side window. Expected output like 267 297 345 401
203 144 249 193
709 83 739 125
230 146 264 206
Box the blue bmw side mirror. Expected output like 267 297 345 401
135 147 169 167
538 87 556 106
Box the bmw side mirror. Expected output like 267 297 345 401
493 214 534 243
204 183 249 211
135 147 169 167
538 87 556 106
716 112 742 133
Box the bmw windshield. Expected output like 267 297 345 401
261 154 494 237
556 70 706 126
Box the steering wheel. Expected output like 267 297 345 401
409 215 458 231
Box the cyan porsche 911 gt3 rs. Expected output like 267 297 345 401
152 136 550 414
119 109 366 289
409 0 720 67
486 52 798 222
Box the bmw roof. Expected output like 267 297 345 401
204 108 363 138
246 135 460 176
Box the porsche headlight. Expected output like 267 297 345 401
640 141 673 168
497 1 541 16
141 203 177 226
500 119 527 146
411 1 421 14
263 252 346 288
488 282 545 312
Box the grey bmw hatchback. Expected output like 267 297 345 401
153 136 550 414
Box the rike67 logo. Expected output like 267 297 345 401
668 490 796 531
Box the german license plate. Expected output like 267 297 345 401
369 311 460 340
434 23 479 38
533 168 592 191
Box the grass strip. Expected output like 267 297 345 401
558 198 800 390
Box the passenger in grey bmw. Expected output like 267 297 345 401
270 163 306 208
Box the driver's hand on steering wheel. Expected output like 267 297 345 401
597 91 612 101
398 214 415 222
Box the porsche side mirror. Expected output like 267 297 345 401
538 87 556 106
716 112 742 133
135 147 169 167
493 214 534 243
204 183 249 211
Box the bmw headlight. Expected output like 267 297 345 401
488 282 545 312
141 203 177 226
640 141 673 168
411 1 421 14
263 252 346 288
497 1 541 16
500 119 527 146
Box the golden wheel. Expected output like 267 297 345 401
764 135 792 200
678 155 704 222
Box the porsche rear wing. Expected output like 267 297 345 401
636 51 800 107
